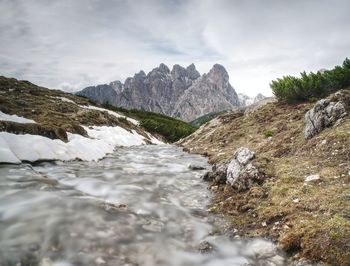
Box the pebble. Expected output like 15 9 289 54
305 174 321 182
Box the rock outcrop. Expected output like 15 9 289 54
202 147 265 191
77 63 240 122
202 162 227 184
304 91 349 139
226 147 265 191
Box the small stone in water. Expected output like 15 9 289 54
188 164 206 170
198 241 216 253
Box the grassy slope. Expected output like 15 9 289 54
190 111 226 127
0 76 158 142
101 103 197 143
0 76 195 143
179 93 350 264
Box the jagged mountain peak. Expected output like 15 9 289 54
78 63 243 121
207 64 229 86
186 63 200 80
109 80 123 93
238 92 267 107
135 70 146 77
210 64 228 74
171 64 187 78
158 63 170 73
254 93 265 101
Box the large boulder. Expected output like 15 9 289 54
304 98 347 139
226 147 265 191
202 147 265 190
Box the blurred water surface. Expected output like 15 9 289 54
0 145 284 266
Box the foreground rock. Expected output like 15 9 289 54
226 147 265 191
304 91 349 139
203 147 265 191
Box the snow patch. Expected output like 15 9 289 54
80 105 139 125
0 124 163 163
0 111 36 124
146 133 164 144
83 126 146 147
0 136 21 164
52 96 76 104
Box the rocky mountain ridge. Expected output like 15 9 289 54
238 93 267 106
78 63 262 122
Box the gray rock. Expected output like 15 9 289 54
172 64 239 121
76 84 118 105
304 174 321 182
186 63 200 80
202 163 227 183
77 63 241 122
226 147 265 191
304 98 347 139
213 163 228 184
188 164 206 171
238 93 267 107
197 241 216 253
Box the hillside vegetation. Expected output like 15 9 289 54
190 111 226 127
271 58 350 103
101 103 197 142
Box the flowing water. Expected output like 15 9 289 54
0 145 285 266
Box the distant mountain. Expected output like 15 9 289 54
238 93 267 107
77 63 241 122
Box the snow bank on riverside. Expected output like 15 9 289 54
0 113 163 164
0 111 36 124
81 105 139 125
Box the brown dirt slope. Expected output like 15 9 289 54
179 92 350 265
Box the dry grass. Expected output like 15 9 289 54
0 76 146 139
180 98 350 265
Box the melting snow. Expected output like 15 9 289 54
0 125 163 164
52 96 76 104
83 126 146 147
80 105 139 125
0 111 36 124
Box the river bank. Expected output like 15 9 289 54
179 96 350 265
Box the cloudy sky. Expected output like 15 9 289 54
0 0 349 96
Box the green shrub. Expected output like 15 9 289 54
263 130 274 137
270 58 350 103
190 111 225 127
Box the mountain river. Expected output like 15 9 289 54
0 145 285 266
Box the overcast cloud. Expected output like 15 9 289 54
0 0 349 96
